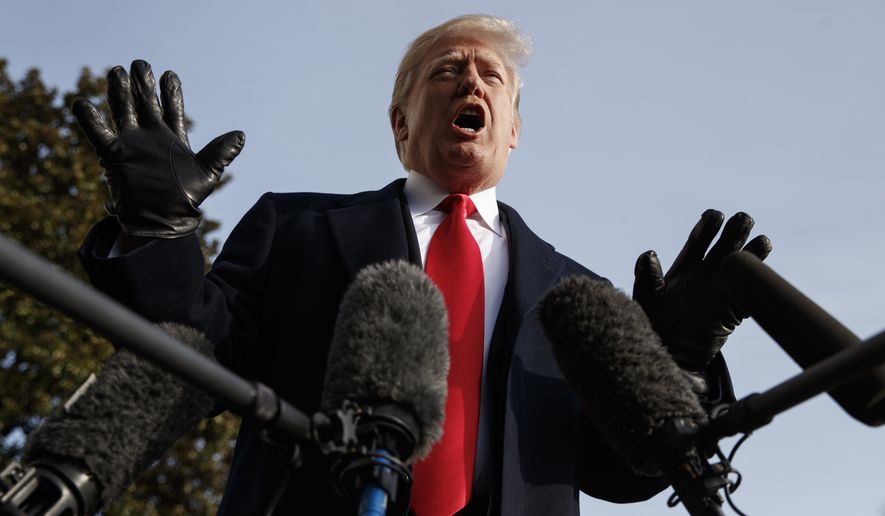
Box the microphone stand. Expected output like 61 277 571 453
660 326 885 516
670 329 885 516
707 328 885 440
646 420 730 516
711 251 885 438
721 251 885 425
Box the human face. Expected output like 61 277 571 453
392 35 520 194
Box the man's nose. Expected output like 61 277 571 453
457 68 484 98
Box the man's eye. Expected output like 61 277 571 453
433 67 457 77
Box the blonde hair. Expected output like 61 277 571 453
388 15 533 162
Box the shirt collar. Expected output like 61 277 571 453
404 170 503 237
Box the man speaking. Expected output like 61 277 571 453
73 14 770 516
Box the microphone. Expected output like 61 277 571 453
1 323 217 515
720 251 885 426
540 276 727 516
320 260 448 516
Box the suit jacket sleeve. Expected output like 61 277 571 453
78 193 280 376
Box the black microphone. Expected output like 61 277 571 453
320 260 448 515
540 276 726 516
0 323 217 515
721 251 885 426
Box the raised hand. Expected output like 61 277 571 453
633 210 772 371
73 60 245 238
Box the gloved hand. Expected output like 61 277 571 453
633 210 772 371
72 60 245 238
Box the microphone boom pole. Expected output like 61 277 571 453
0 232 311 444
721 251 885 426
709 328 885 438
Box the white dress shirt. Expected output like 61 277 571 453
403 170 509 492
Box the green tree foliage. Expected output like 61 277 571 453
0 58 238 515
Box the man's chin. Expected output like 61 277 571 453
446 144 484 168
433 166 503 194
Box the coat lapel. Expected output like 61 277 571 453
327 179 416 281
502 204 566 318
488 203 567 364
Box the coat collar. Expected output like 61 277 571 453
327 179 416 281
498 202 567 319
484 202 567 369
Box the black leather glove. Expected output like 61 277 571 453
72 60 245 238
633 210 772 372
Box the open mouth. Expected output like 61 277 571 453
453 106 485 133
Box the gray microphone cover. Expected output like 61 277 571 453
540 276 707 474
321 260 449 462
24 322 217 506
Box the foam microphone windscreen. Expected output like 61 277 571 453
24 323 217 506
321 260 449 462
540 276 707 474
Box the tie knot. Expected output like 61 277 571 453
437 194 477 218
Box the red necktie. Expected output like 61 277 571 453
411 194 485 515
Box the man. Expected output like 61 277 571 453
74 15 770 516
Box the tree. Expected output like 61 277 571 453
0 58 238 515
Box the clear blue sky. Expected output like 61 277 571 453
5 1 885 514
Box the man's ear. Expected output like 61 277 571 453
391 107 409 142
510 124 519 150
